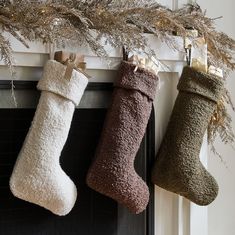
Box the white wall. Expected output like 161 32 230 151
196 1 235 235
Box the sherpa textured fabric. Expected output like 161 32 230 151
152 66 224 205
86 61 159 214
10 60 88 216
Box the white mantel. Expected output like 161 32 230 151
0 32 187 80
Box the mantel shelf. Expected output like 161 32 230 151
0 33 187 81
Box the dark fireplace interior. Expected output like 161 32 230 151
0 82 155 235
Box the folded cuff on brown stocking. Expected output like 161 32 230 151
115 62 158 100
178 66 224 102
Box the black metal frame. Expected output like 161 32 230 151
146 108 155 235
0 81 114 91
0 80 155 235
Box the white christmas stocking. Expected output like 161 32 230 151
10 60 88 216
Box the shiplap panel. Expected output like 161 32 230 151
174 0 196 9
177 0 188 8
157 0 174 9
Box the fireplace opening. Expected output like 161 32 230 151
0 82 155 235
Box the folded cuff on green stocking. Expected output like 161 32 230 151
177 66 224 102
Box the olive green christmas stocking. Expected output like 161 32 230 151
152 66 224 205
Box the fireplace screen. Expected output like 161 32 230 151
0 81 154 235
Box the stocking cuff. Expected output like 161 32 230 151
177 66 224 102
114 61 159 101
37 60 88 106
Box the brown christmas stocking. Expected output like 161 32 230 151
152 66 224 205
86 61 159 214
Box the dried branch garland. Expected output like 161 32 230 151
0 1 234 71
0 0 235 155
208 91 235 159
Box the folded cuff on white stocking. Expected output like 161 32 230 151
38 60 88 106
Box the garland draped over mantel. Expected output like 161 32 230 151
0 0 235 157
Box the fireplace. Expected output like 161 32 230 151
0 81 155 235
